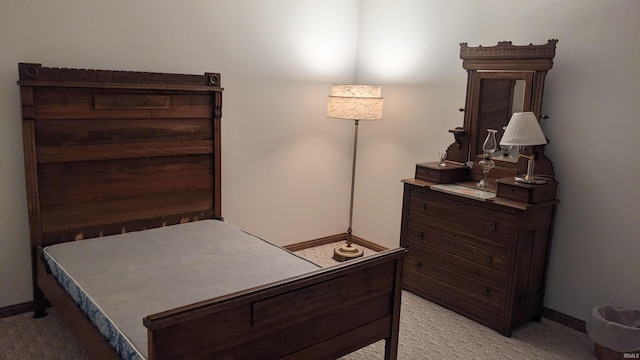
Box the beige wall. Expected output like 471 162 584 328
353 0 640 321
1 0 638 323
0 0 362 307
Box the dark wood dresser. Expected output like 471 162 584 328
400 177 557 336
401 40 560 336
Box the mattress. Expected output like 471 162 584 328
42 220 321 359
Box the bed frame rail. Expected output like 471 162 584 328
144 248 405 360
35 246 120 358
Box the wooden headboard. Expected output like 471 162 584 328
18 63 223 248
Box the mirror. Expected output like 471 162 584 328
470 71 533 162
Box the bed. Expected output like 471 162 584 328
17 63 405 359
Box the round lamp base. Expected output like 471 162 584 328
514 175 547 185
333 243 364 262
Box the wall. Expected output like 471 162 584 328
1 0 638 323
0 0 361 308
353 0 640 321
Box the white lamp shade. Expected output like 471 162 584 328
500 112 548 146
327 84 383 120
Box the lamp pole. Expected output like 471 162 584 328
334 119 364 261
346 119 359 245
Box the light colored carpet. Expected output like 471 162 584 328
0 241 597 360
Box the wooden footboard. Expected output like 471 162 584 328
36 247 404 359
144 248 405 360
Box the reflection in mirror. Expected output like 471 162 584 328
475 76 530 163
494 80 526 162
494 144 520 162
475 77 526 162
512 80 525 112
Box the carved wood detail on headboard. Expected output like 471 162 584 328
18 63 223 247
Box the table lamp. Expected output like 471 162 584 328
500 112 548 184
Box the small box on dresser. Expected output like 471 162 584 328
415 162 469 184
496 178 558 204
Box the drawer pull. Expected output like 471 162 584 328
482 287 490 296
488 222 496 230
485 255 493 263
413 261 422 269
419 203 426 211
417 232 424 240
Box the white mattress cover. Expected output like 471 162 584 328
43 220 321 359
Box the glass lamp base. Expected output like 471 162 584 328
477 157 495 188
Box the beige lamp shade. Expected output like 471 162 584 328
327 84 383 120
500 112 548 146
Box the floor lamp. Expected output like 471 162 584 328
327 84 383 262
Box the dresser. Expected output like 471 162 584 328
400 177 557 336
401 40 560 336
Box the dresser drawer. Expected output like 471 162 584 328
405 238 507 288
404 251 505 311
404 225 511 273
403 267 505 330
407 189 515 248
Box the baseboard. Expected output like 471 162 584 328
542 306 587 333
283 234 346 252
0 301 34 319
284 233 389 252
350 235 389 252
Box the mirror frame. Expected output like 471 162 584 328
446 40 558 179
